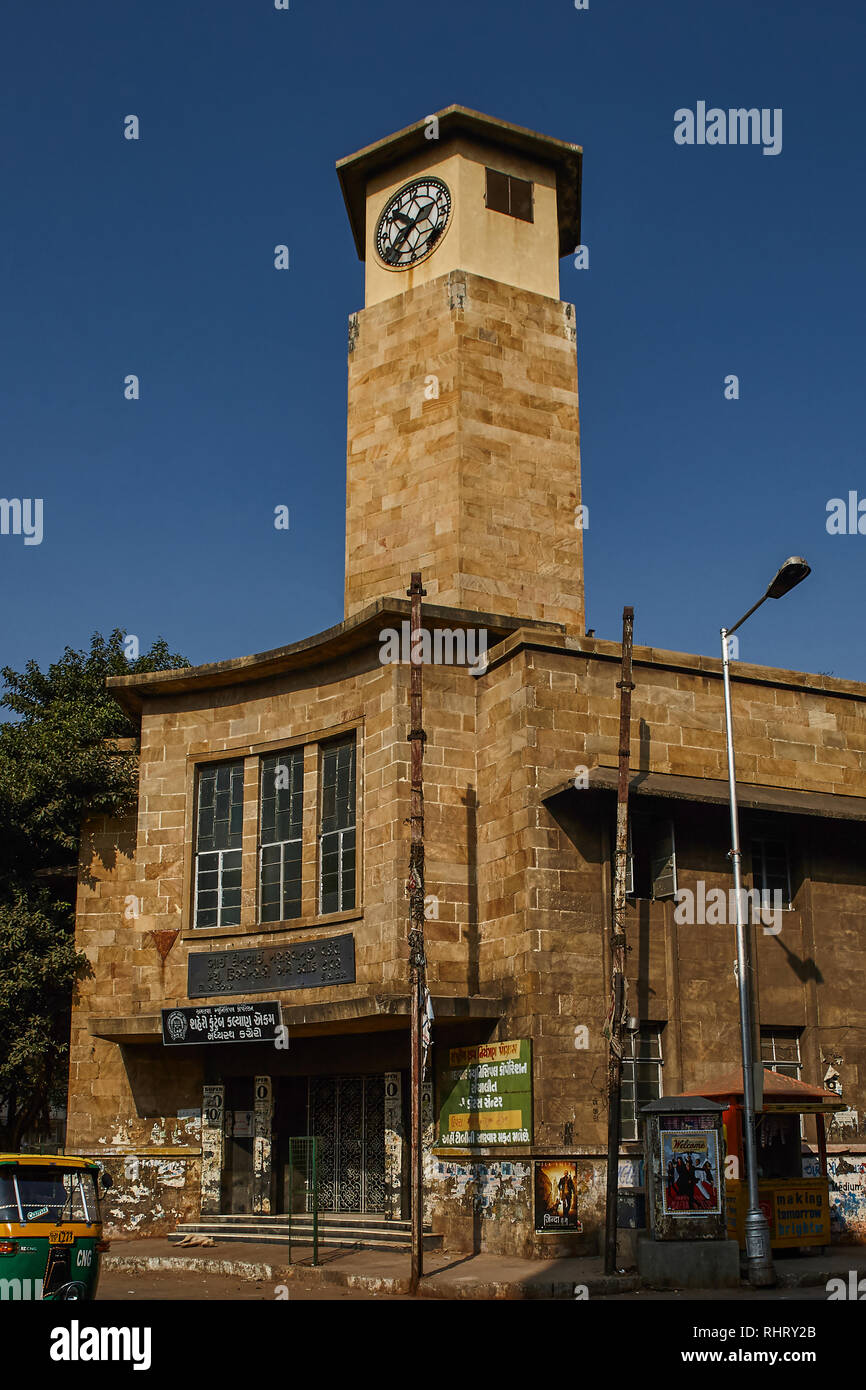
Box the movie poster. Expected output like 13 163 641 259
661 1128 721 1216
534 1160 583 1234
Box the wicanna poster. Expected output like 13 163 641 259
661 1128 722 1216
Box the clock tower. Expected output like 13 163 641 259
338 106 585 632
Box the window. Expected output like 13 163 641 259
194 760 244 928
0 1167 98 1225
259 749 304 922
485 167 533 222
761 1029 802 1079
626 818 677 900
751 837 792 908
319 737 356 914
191 729 361 930
620 1027 664 1141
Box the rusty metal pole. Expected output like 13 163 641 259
407 572 427 1295
604 606 634 1276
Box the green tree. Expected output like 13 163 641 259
0 630 189 1148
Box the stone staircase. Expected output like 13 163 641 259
170 1211 442 1253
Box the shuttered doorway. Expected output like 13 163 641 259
307 1075 386 1213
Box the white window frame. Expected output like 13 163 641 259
318 738 357 915
193 846 242 929
318 826 355 915
751 835 793 911
620 1026 665 1142
625 818 677 901
258 750 304 923
760 1029 802 1079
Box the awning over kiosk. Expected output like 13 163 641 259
682 1069 848 1115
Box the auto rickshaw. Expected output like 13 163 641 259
0 1154 112 1300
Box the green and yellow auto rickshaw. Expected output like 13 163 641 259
0 1154 112 1301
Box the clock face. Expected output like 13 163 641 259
375 177 452 269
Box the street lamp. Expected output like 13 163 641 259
720 556 811 1288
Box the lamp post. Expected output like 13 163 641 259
720 556 810 1288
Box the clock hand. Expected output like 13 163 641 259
389 224 412 253
385 199 441 262
391 202 436 249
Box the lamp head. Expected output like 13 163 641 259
765 557 811 600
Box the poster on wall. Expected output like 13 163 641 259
437 1039 532 1147
534 1160 583 1234
803 1152 866 1238
661 1128 721 1215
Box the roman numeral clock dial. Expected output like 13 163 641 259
375 177 452 269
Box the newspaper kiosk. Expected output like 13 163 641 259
638 1095 740 1287
683 1069 847 1251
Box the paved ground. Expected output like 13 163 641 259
98 1268 411 1300
101 1237 866 1301
98 1266 836 1301
594 1285 830 1301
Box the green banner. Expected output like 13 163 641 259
437 1039 532 1147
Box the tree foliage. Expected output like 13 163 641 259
0 630 189 1147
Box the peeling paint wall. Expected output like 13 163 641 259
384 1072 403 1218
200 1087 224 1216
96 1148 201 1237
803 1152 866 1242
252 1076 273 1215
68 1103 204 1238
429 1157 603 1259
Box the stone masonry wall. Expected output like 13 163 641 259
344 271 584 632
67 623 866 1250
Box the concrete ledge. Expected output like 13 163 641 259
637 1236 741 1289
103 1253 277 1282
89 994 504 1044
283 1263 641 1300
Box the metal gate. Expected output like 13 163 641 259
307 1075 386 1213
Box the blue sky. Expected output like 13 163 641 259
1 0 863 682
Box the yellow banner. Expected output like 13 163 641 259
449 1040 522 1067
449 1110 523 1132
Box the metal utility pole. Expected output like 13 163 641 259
718 556 809 1288
407 572 427 1295
604 606 635 1276
720 627 774 1286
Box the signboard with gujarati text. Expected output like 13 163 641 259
437 1039 532 1148
187 936 355 998
161 1002 282 1046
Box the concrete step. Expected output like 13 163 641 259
170 1217 441 1252
178 1212 407 1227
173 1221 408 1239
170 1230 428 1252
